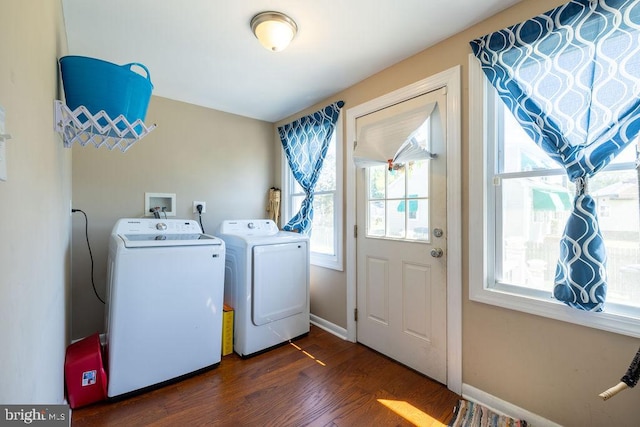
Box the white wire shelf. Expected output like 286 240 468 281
54 100 156 152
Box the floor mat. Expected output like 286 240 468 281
448 400 528 427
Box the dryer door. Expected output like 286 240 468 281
253 241 308 326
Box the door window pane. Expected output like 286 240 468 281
408 199 429 240
407 160 429 197
387 166 406 199
369 165 386 199
366 161 429 242
368 200 385 237
386 199 406 238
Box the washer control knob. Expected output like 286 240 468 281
156 222 167 230
247 222 255 229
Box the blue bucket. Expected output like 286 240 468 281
59 56 154 129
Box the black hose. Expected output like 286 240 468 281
72 209 105 304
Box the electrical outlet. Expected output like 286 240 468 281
193 201 206 214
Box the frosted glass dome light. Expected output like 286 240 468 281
250 11 298 52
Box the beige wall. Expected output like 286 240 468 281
71 96 274 339
0 0 71 403
276 0 640 425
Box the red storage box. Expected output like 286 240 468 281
64 333 107 409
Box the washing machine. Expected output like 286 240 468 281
215 219 310 357
104 218 225 398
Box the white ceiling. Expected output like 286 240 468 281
62 0 521 123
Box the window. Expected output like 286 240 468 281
366 160 430 241
283 119 343 270
469 55 640 337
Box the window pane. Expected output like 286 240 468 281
591 170 640 306
311 193 334 255
292 178 303 195
499 104 561 173
407 160 429 198
407 199 429 241
612 143 637 163
315 133 336 192
387 166 406 199
499 176 571 290
386 199 405 238
499 102 638 173
369 165 386 199
291 194 304 216
498 170 640 305
368 200 385 237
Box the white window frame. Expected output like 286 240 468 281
281 115 343 271
468 54 640 339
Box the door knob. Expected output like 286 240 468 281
430 248 444 258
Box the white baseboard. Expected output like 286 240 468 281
462 383 561 427
310 314 348 340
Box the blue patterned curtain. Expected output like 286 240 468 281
278 101 344 235
470 0 640 311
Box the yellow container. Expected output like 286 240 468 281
222 304 234 356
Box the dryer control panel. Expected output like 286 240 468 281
217 219 279 236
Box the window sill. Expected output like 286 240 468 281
469 285 640 339
311 253 343 271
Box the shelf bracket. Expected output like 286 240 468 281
54 100 156 152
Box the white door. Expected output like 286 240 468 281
355 88 447 383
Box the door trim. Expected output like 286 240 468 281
345 65 462 394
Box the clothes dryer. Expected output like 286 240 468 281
215 219 309 357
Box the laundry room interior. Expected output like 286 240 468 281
3 0 640 426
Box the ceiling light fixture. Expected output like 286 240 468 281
250 11 298 52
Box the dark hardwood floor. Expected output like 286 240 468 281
71 326 460 426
